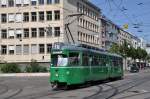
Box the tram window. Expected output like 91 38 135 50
82 53 89 66
51 54 68 66
91 55 99 66
119 59 123 67
69 52 80 66
101 58 106 66
112 57 120 67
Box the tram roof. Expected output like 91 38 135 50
56 45 122 58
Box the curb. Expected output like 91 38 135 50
0 73 50 77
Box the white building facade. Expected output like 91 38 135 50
0 0 101 65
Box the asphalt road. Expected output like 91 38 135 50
0 70 150 99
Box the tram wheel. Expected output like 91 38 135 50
51 83 59 90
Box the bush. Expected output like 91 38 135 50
25 60 48 73
1 63 21 73
0 64 3 72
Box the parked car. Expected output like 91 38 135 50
130 63 139 73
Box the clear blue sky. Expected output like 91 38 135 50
91 0 150 42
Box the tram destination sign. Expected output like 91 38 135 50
52 51 63 54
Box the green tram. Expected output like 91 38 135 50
50 43 123 89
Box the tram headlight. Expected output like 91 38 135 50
55 73 58 77
66 71 70 75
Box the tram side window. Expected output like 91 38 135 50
112 57 120 67
91 55 99 66
69 52 80 66
119 59 123 67
82 53 89 66
101 58 106 66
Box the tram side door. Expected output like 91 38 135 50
83 53 91 81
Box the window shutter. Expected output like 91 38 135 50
23 0 29 4
31 0 37 1
16 13 22 22
1 0 7 5
16 29 22 34
9 46 15 50
8 30 15 36
16 45 22 54
8 14 15 22
31 44 37 54
16 0 22 4
23 45 29 54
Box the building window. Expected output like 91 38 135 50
39 0 44 5
16 13 22 22
46 27 52 37
16 45 22 55
31 44 37 54
54 27 60 37
8 45 15 55
16 29 22 39
8 29 15 39
39 28 45 37
8 13 15 22
23 12 29 22
1 14 7 23
24 28 29 38
47 0 52 4
1 29 7 39
39 44 45 54
46 11 52 21
8 0 14 7
39 11 45 21
47 44 52 53
54 0 60 4
31 28 37 38
1 0 7 7
23 0 30 6
31 0 37 5
54 10 60 20
1 45 7 55
77 2 79 12
23 45 29 55
16 0 22 6
31 12 37 22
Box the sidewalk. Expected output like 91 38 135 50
124 69 150 76
0 73 50 77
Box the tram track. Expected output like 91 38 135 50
114 79 150 99
83 86 103 99
116 91 150 99
82 75 150 99
0 84 9 95
99 77 150 99
11 89 65 99
4 88 23 99
0 83 23 99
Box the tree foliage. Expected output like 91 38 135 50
109 41 148 61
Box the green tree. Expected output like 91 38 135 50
109 43 120 54
141 49 148 61
119 40 130 58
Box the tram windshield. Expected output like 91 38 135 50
51 54 68 66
